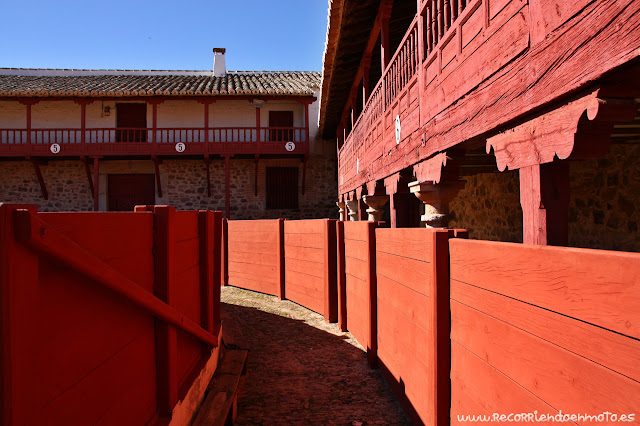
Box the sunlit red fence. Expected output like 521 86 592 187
284 219 337 322
0 204 223 425
222 217 640 425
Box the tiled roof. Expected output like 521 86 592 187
0 69 321 97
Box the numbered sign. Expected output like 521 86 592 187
285 142 296 152
175 142 186 153
395 115 401 144
356 158 360 173
50 143 61 154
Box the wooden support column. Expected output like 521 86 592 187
80 156 95 198
152 156 163 198
92 157 100 211
256 103 261 143
153 206 178 416
74 99 94 145
304 101 310 144
380 7 391 69
519 162 570 246
147 99 164 150
224 155 231 219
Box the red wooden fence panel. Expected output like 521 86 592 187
226 219 284 298
375 228 451 426
284 219 337 322
0 204 222 425
342 221 377 367
449 239 640 423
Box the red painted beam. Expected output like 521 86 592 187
152 156 163 198
79 156 95 198
27 157 48 200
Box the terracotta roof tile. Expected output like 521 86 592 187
0 69 321 98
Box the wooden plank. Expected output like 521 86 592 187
192 350 247 426
376 252 432 296
284 233 325 250
451 300 640 416
323 219 337 323
451 278 640 382
449 239 640 339
336 221 347 331
450 342 558 423
284 246 325 265
284 257 325 279
376 228 433 263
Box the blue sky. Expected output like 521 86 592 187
0 0 328 71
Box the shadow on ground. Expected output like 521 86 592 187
221 287 410 425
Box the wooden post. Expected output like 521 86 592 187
153 206 178 417
324 219 338 323
304 102 310 144
212 211 222 322
380 10 391 70
432 229 452 426
365 221 377 368
26 102 32 145
256 104 261 143
335 221 347 331
221 218 229 287
92 157 99 211
224 156 231 219
199 210 215 337
519 162 570 246
277 218 285 300
0 204 40 426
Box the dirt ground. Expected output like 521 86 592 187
221 286 410 425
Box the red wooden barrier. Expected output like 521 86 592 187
336 221 347 332
375 228 451 426
283 219 337 322
0 204 222 425
342 221 377 367
449 239 640 423
226 219 285 298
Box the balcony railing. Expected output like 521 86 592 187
0 126 308 156
384 16 420 109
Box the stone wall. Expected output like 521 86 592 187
0 154 337 220
448 171 523 243
568 144 640 252
0 160 93 211
446 144 640 252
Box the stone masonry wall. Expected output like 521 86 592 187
448 170 523 243
0 155 337 220
568 144 640 252
446 144 639 252
0 160 93 211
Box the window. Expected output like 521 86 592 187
268 110 294 141
116 103 147 142
266 167 298 209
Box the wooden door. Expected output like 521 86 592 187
107 174 155 211
268 111 294 141
116 103 147 142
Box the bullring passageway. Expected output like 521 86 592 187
221 286 410 425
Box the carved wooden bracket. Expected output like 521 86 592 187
412 152 460 184
487 88 637 171
383 173 401 195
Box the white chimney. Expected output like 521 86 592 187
213 48 226 77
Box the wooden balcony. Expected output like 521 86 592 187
0 126 308 157
335 0 640 196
